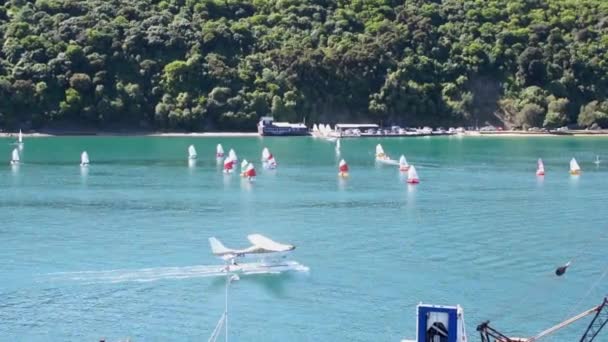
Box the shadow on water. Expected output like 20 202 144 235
207 272 297 298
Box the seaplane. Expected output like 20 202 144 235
210 234 295 262
208 234 305 274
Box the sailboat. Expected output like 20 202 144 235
399 155 410 172
80 151 90 166
188 145 197 160
245 163 256 181
335 139 341 154
536 158 545 176
240 159 249 177
266 154 277 169
262 147 270 162
375 144 398 165
312 124 319 133
228 149 238 163
223 156 234 174
216 144 224 158
10 148 20 165
338 159 349 177
570 158 581 175
594 155 601 166
407 165 419 184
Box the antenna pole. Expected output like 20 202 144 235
225 274 229 342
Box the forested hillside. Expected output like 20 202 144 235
2 0 608 131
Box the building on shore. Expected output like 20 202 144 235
257 117 309 136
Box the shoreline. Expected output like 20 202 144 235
0 131 260 138
2 130 608 138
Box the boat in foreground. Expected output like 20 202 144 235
401 303 467 342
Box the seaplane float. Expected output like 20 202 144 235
208 234 309 275
207 234 308 342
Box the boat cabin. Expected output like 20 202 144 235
402 303 467 342
257 116 309 136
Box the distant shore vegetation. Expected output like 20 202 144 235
2 0 608 131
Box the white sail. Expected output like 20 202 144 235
408 165 419 181
595 155 601 165
312 124 319 132
229 149 237 162
570 158 580 172
537 158 544 173
241 159 248 172
262 147 270 161
81 151 89 165
18 130 23 144
216 144 224 155
188 145 197 159
399 155 408 166
339 159 347 167
11 148 20 162
376 144 385 156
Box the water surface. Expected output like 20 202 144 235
1 136 608 341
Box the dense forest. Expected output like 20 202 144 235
2 0 608 131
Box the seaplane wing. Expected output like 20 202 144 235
209 237 241 260
247 234 295 253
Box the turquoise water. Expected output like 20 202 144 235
2 136 608 341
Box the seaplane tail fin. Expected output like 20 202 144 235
208 237 233 255
247 234 295 252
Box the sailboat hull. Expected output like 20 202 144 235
536 171 544 176
407 179 419 184
376 158 399 166
570 170 580 175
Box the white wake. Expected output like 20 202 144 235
49 261 309 284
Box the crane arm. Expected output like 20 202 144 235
527 305 601 341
